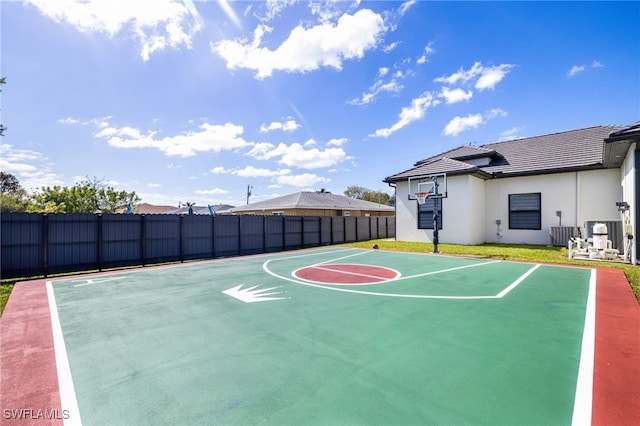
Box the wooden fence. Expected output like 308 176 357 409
0 213 395 279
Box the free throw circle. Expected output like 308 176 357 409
293 264 400 285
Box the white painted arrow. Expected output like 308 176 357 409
222 284 287 303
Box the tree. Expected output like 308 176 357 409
0 171 21 193
28 177 140 213
0 171 28 212
344 185 392 206
316 188 331 194
344 185 366 199
182 201 195 215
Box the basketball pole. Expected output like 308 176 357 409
433 179 439 254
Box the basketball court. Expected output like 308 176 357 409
2 247 639 425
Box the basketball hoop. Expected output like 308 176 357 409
415 192 430 205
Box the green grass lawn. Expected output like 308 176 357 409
1 240 638 316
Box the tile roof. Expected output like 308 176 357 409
385 125 624 182
229 192 394 213
164 205 235 215
134 203 177 214
606 121 640 142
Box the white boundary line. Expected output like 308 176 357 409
46 281 83 426
496 264 541 298
571 268 596 426
263 256 532 300
47 247 361 285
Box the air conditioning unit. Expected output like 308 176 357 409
549 226 577 247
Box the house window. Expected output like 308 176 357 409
272 211 285 216
509 193 541 230
343 211 351 217
418 198 443 230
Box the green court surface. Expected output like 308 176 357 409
48 248 593 425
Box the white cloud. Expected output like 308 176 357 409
233 166 290 178
25 0 203 61
442 114 483 136
210 166 229 174
434 62 484 86
475 64 515 90
147 183 162 188
398 0 417 17
442 108 507 137
259 118 300 133
308 1 350 23
0 144 64 190
282 144 347 169
327 138 348 147
58 115 112 128
211 9 386 79
568 61 604 77
485 108 507 119
434 62 514 90
275 173 330 187
498 126 525 141
245 142 277 160
195 188 228 195
438 87 473 104
246 142 347 169
95 121 252 157
567 65 586 77
349 77 404 106
416 41 435 65
383 41 400 53
371 91 439 138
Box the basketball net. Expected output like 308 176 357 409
415 192 430 205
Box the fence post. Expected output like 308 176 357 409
211 215 216 259
330 216 334 245
42 214 49 277
355 217 359 242
179 215 184 262
262 216 266 254
238 215 243 255
140 215 146 266
97 214 103 271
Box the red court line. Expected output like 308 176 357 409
1 266 638 425
0 279 63 426
592 267 640 425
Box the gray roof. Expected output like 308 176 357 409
229 192 394 213
385 125 626 182
164 204 234 215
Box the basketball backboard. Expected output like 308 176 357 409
408 173 447 200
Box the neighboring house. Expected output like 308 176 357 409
130 203 234 215
164 204 234 215
225 191 395 217
384 123 640 261
133 203 177 214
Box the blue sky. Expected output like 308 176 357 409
2 1 639 207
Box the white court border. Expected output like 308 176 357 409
46 281 83 426
571 268 596 426
43 248 596 425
